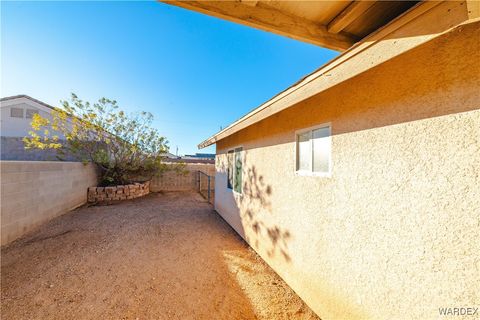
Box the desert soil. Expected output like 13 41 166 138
1 192 319 320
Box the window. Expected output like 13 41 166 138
10 107 24 118
227 150 234 189
227 147 243 193
296 124 331 175
26 109 39 119
234 147 242 193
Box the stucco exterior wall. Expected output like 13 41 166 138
214 22 480 319
1 161 98 245
1 97 75 160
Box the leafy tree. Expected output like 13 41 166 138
24 93 176 186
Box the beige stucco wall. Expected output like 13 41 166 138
214 21 480 319
1 161 98 245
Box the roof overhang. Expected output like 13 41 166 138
196 1 478 149
0 95 55 114
161 1 419 51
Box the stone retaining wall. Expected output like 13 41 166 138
88 181 150 203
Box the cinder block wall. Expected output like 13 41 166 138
151 163 215 192
1 161 98 245
1 137 79 161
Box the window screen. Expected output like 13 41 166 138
296 124 331 174
26 109 39 119
234 147 242 193
227 150 234 189
297 132 311 171
226 148 243 193
312 127 330 173
10 107 24 118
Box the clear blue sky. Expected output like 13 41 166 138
1 1 338 155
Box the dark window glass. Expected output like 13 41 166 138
234 147 242 193
227 150 234 189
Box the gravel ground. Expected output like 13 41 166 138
1 192 318 320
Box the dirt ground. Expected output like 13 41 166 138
1 192 319 320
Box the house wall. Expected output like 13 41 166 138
0 100 52 137
1 161 98 245
214 21 480 319
0 97 76 161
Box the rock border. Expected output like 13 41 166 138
88 181 150 203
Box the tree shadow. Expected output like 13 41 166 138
237 154 292 263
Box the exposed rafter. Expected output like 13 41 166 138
162 1 356 51
239 0 258 8
466 0 480 19
198 1 477 149
327 1 377 34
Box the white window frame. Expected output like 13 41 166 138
226 145 243 195
294 123 332 177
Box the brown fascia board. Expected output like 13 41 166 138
198 1 471 149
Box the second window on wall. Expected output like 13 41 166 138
227 147 243 193
296 124 331 175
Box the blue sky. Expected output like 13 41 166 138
1 1 338 155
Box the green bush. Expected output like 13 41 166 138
24 93 178 186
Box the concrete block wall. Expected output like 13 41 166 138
1 161 98 245
1 137 78 161
151 163 215 192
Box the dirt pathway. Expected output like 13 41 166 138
1 192 318 320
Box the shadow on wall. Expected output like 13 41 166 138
216 20 480 151
213 23 480 267
211 21 480 320
232 152 292 263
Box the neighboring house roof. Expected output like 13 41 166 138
0 94 56 111
198 1 472 149
1 94 95 129
161 152 179 159
184 153 215 159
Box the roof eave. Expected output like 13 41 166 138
198 1 473 149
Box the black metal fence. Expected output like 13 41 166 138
197 170 215 204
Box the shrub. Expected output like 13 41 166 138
24 93 178 186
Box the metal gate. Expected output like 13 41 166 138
197 171 215 204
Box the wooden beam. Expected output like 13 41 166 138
199 1 474 149
466 0 480 19
240 0 258 8
327 1 377 34
161 1 356 51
